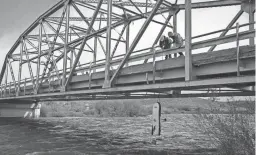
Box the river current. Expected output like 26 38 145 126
0 115 216 155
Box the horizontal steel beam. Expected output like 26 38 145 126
47 17 120 21
74 0 241 9
0 75 254 101
178 0 241 9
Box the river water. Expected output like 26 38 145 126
0 115 216 155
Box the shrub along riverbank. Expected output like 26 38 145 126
40 98 254 117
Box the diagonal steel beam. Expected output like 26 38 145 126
111 24 127 59
143 12 174 63
23 40 36 91
109 0 164 87
65 0 104 89
0 58 7 85
7 59 16 93
44 20 65 42
62 1 71 91
208 9 243 52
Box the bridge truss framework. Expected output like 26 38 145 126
0 0 255 102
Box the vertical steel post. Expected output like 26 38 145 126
236 23 240 76
8 82 11 96
249 3 254 46
145 0 148 13
89 62 92 89
0 85 3 97
4 62 8 97
185 0 193 81
17 39 24 96
24 78 26 96
103 0 113 88
70 29 73 70
70 50 73 70
62 2 70 91
93 37 97 73
146 72 149 85
173 12 177 34
35 21 43 94
8 59 17 93
173 12 178 58
125 22 130 67
152 46 156 84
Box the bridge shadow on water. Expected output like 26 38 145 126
0 116 216 155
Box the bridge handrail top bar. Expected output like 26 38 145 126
192 22 256 39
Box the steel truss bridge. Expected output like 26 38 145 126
0 0 255 102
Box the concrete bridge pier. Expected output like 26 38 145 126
0 102 41 118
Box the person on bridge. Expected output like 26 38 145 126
168 32 184 57
159 35 173 60
159 32 184 60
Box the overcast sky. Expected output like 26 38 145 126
0 0 59 68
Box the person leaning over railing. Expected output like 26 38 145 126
159 31 184 59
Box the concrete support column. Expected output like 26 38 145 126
0 102 41 118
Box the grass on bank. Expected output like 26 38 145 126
40 98 253 117
40 100 152 117
193 99 255 155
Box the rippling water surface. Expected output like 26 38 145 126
0 115 216 155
